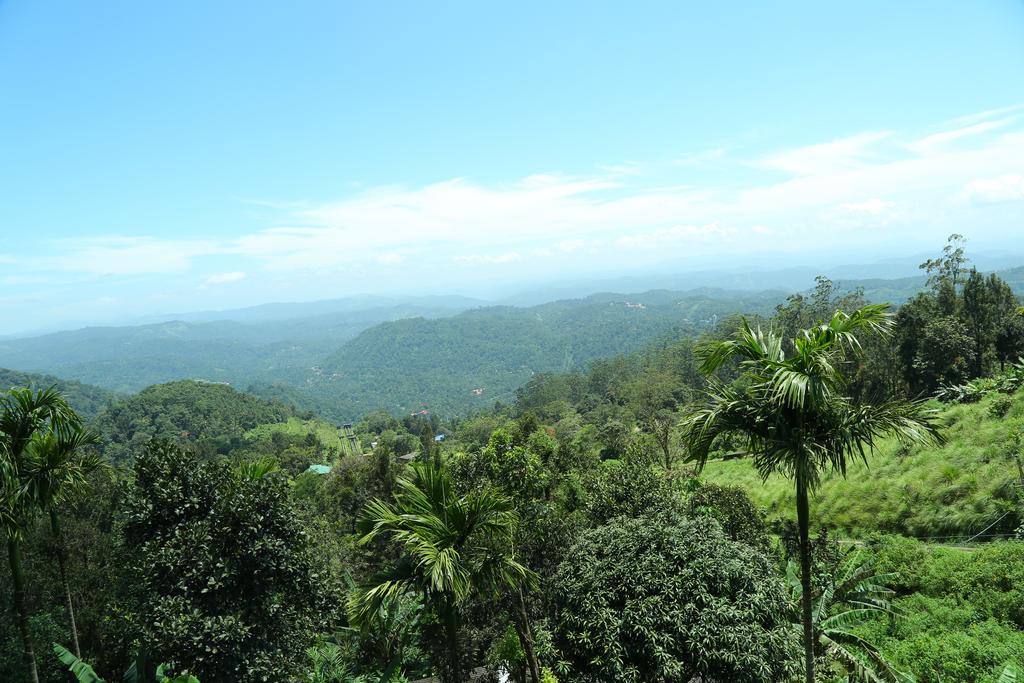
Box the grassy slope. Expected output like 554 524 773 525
243 417 346 452
703 389 1024 539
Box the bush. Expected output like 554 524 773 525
550 516 798 682
865 533 930 594
989 395 1014 419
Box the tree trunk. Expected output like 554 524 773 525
8 538 40 683
443 605 463 683
796 477 815 683
511 585 542 683
50 509 81 657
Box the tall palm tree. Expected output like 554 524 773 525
1 386 81 683
24 425 103 656
785 551 911 682
351 463 533 683
679 305 941 683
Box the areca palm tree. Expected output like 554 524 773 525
1 386 81 683
351 463 533 683
24 425 103 656
785 551 910 682
679 305 941 683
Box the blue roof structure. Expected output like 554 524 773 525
305 464 332 475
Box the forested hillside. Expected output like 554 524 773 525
0 368 117 419
92 380 296 462
281 288 784 419
0 298 478 393
3 239 1024 683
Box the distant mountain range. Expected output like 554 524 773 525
0 297 479 394
2 265 1021 421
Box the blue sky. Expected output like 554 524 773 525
2 1 1024 333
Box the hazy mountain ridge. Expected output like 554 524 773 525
3 266 1021 420
0 298 483 393
276 288 787 419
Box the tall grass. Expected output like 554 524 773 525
703 390 1024 539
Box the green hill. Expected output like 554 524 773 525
285 289 784 420
704 389 1024 539
0 367 119 419
94 380 296 462
0 299 478 393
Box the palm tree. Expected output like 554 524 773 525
1 386 81 683
24 425 103 656
785 551 911 682
679 305 941 683
351 463 533 683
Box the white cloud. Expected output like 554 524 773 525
46 236 219 275
673 147 727 166
454 251 522 265
962 174 1024 205
17 105 1024 285
375 252 406 265
616 222 738 249
838 199 895 216
907 118 1014 155
757 132 890 176
203 271 246 286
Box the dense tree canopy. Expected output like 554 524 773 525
550 516 799 682
119 442 331 681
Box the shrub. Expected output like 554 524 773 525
990 395 1014 419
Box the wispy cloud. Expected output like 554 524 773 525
757 132 891 176
962 174 1024 205
454 251 522 265
14 105 1024 286
203 271 246 286
908 119 1015 155
45 236 219 275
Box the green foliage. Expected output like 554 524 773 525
53 643 104 682
785 551 910 682
450 428 549 500
550 516 798 682
705 390 1024 537
94 380 294 462
119 441 331 681
302 290 780 419
990 395 1014 418
583 458 684 525
0 369 117 420
849 538 1024 682
53 643 200 683
539 667 559 683
686 481 769 549
352 463 531 683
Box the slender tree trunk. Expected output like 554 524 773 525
796 477 815 683
8 538 40 683
443 604 463 683
511 585 542 683
49 509 81 657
